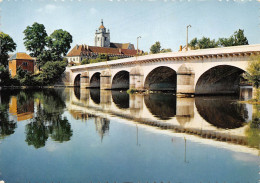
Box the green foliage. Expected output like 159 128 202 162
189 38 198 49
0 32 17 66
81 58 89 65
25 89 72 148
245 105 260 148
0 90 17 139
150 41 161 54
244 55 260 89
0 65 11 86
219 29 248 47
160 48 172 53
190 29 249 50
46 29 73 61
35 60 67 85
108 56 119 61
24 23 73 67
23 22 47 58
127 88 138 94
195 37 218 49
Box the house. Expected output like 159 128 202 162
66 19 142 65
8 52 35 77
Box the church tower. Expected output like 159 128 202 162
95 19 110 47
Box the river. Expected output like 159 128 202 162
0 88 259 183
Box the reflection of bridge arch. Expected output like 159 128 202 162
144 93 176 120
90 89 100 104
90 72 101 88
195 65 248 95
111 90 129 109
112 70 129 90
74 74 81 87
144 66 177 91
195 96 248 129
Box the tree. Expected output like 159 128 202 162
81 58 89 65
45 29 73 61
233 29 248 46
35 60 67 85
23 22 48 58
218 29 248 47
150 41 161 54
189 38 198 49
0 32 16 66
160 48 172 53
243 55 260 101
197 37 218 49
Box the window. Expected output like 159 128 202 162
22 62 28 67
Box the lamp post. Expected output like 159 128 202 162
137 36 141 56
186 25 191 51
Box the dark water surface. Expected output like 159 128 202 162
0 88 259 183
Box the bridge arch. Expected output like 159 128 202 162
144 66 177 91
74 74 81 87
195 64 249 95
112 70 130 90
90 72 101 88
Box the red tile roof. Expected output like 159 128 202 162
67 44 141 57
8 53 34 61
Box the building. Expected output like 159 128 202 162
8 52 35 77
66 19 141 65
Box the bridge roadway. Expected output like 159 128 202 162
63 44 260 95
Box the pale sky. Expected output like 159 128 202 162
1 0 259 53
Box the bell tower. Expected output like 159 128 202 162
95 19 110 47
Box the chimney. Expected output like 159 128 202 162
179 45 182 51
76 44 79 49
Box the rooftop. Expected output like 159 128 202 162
8 52 34 61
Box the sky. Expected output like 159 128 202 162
0 0 259 53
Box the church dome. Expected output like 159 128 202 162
99 19 105 29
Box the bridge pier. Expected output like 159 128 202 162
100 70 112 90
80 72 90 89
130 66 144 90
176 64 195 95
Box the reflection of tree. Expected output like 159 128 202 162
246 105 260 148
144 93 176 120
25 121 48 148
0 91 17 139
0 104 17 139
25 89 73 149
195 96 248 129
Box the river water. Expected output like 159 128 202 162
0 88 259 183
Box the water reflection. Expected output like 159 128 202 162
0 91 17 139
112 90 129 109
25 89 72 148
195 96 248 129
90 89 100 104
0 89 73 148
95 117 110 141
144 93 176 120
176 98 194 126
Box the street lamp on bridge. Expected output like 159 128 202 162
137 36 141 56
186 25 191 51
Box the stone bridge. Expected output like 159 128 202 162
63 44 260 95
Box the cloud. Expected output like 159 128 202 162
36 4 58 14
89 7 98 15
